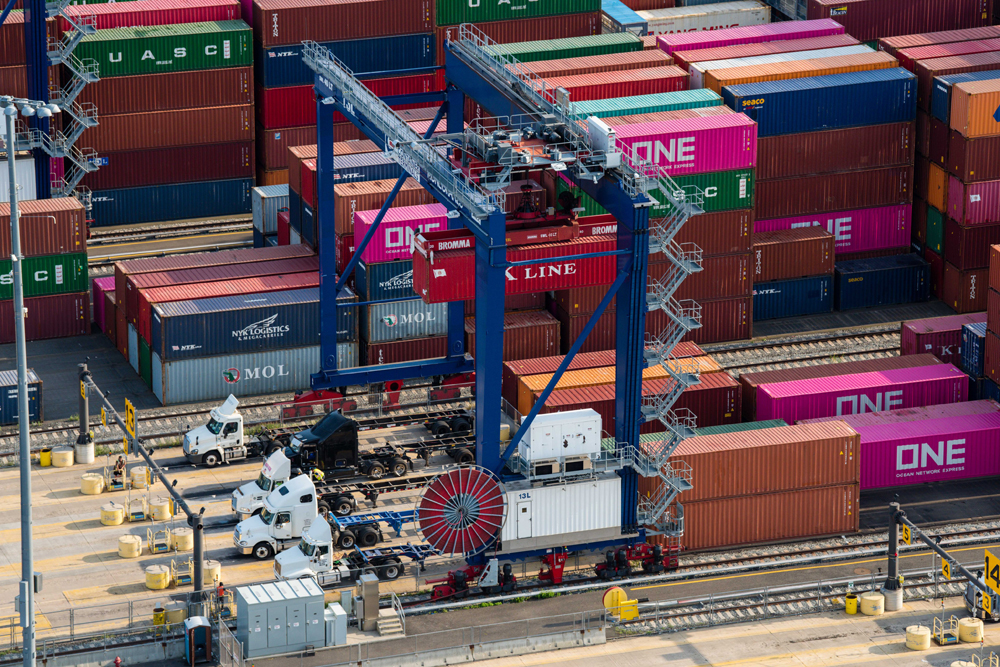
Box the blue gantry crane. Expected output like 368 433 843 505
303 24 704 545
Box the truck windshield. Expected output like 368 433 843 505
260 508 276 526
206 418 224 435
299 540 315 557
255 473 271 493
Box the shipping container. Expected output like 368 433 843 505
751 227 834 282
82 142 254 191
834 253 929 310
722 68 917 138
440 0 599 25
990 288 1000 333
570 89 721 117
756 166 913 220
362 336 446 365
699 47 889 92
675 253 752 301
252 184 287 236
673 33 860 70
895 38 1000 73
0 253 86 300
0 292 88 343
901 312 986 366
925 160 949 211
963 321 988 377
942 263 988 313
60 0 240 32
682 295 752 344
990 246 1000 292
360 298 447 343
465 310 561 363
930 69 1000 123
755 122 914 181
116 308 127 356
253 0 431 46
809 0 992 43
355 261 415 302
987 329 1000 386
752 275 833 320
0 198 85 258
91 177 253 227
333 180 436 235
800 399 1000 427
925 246 944 296
656 17 843 54
639 1 769 36
93 276 114 328
308 153 403 188
86 104 252 153
611 114 756 176
0 12 57 66
553 306 616 354
435 12 603 66
354 203 446 264
501 350 621 406
540 66 689 102
152 344 356 405
525 50 672 80
601 105 735 126
257 125 316 171
949 176 1000 226
945 219 1000 270
692 419 787 436
491 31 640 64
914 52 1000 111
603 0 648 33
76 20 251 77
498 474 621 547
754 205 910 256
0 369 42 425
880 26 1000 56
0 158 36 202
76 67 252 115
948 131 1000 184
104 292 116 343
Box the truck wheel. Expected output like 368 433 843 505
333 497 354 516
380 557 402 581
452 448 474 465
317 501 331 519
429 421 450 437
450 418 471 434
358 527 379 548
367 463 385 480
337 531 356 549
203 452 220 467
391 458 408 477
252 543 274 560
265 443 281 456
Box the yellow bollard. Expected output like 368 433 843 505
859 592 884 616
39 448 52 467
905 625 931 650
152 607 165 626
958 617 983 643
845 593 858 615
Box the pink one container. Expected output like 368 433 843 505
755 364 968 424
657 18 846 55
798 399 1000 427
753 205 911 255
948 175 1000 226
353 203 447 264
92 276 115 330
900 312 987 367
613 114 757 177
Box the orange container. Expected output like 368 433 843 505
927 162 949 212
949 78 1000 138
704 51 898 94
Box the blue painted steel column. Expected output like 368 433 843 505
476 209 506 475
24 0 50 199
445 86 466 360
316 94 340 372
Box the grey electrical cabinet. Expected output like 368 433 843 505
325 604 348 647
235 579 326 658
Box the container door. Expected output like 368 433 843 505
516 500 532 539
267 604 287 648
286 602 306 645
247 607 267 652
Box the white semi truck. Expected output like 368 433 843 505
233 474 319 560
182 395 288 466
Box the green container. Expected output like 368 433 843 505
556 178 608 217
437 0 599 26
926 202 944 255
572 90 723 118
693 420 788 436
0 253 88 300
501 32 641 63
652 168 756 218
76 20 251 78
139 337 152 388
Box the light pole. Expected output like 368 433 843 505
1 95 60 667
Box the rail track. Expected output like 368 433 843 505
87 217 252 246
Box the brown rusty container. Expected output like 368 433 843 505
115 307 127 356
879 26 1000 56
257 124 316 171
257 169 288 186
989 287 1000 333
926 162 949 211
0 64 56 98
942 262 988 313
751 227 835 283
253 0 433 47
0 13 56 65
524 49 671 79
944 218 1000 270
704 51 899 94
333 179 437 235
554 305 616 354
0 198 86 258
985 328 1000 386
913 51 1000 110
76 68 253 115
756 122 915 181
949 131 1000 183
465 310 561 363
88 105 252 152
674 253 751 301
755 166 913 220
673 209 753 256
679 296 752 345
434 12 601 65
990 246 1000 292
928 116 950 167
82 142 254 191
738 353 943 421
362 336 447 365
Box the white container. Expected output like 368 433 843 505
289 227 302 246
516 409 602 463
252 185 288 235
639 0 770 36
128 324 139 373
689 44 873 88
75 440 95 464
500 473 621 546
0 158 37 203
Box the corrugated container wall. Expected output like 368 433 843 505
82 143 254 191
834 253 930 310
0 198 85 257
361 299 447 343
901 313 986 367
76 68 253 115
252 185 288 235
655 17 844 54
752 275 833 320
90 178 253 226
0 369 42 425
253 0 433 46
464 311 561 362
754 205 911 256
0 293 89 343
807 0 992 43
751 227 834 282
963 321 988 377
639 1 770 35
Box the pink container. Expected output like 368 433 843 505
756 364 968 423
753 205 911 255
613 114 757 177
92 276 115 329
948 175 1000 226
60 0 240 31
658 18 846 55
799 399 1000 427
900 312 987 366
353 203 447 264
852 412 1000 489
49 157 64 186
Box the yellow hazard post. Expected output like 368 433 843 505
942 559 951 581
901 524 911 545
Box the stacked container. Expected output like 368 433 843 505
962 321 991 398
808 0 994 44
251 184 288 247
983 246 1000 397
750 227 835 320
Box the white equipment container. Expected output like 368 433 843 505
516 409 602 463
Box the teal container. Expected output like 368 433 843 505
501 32 641 63
572 90 723 118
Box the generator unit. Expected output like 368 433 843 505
515 409 602 477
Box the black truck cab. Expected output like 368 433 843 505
285 412 360 477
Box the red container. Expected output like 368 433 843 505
0 13 56 66
895 37 1000 71
925 246 944 297
755 166 914 220
985 329 1000 386
104 292 117 345
526 50 672 79
554 305 617 355
901 312 986 364
674 253 752 301
751 227 835 283
363 336 447 365
756 122 915 181
78 68 252 115
541 66 688 102
277 210 290 246
914 51 1000 110
581 209 754 257
116 307 127 356
81 142 253 190
990 245 1000 291
944 218 1000 270
0 64 57 98
941 263 988 313
928 117 950 166
879 25 1000 55
622 0 674 9
253 0 433 47
682 296 752 344
464 310 561 362
60 0 239 32
89 105 252 152
989 288 1000 332
0 198 86 257
948 131 1000 183
808 0 992 43
0 293 88 343
673 34 861 71
336 233 354 273
949 176 1000 226
258 125 317 171
434 12 600 65
502 350 617 406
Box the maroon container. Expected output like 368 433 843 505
674 209 753 256
81 142 253 190
540 66 688 102
464 310 561 362
0 64 58 99
622 0 674 9
916 109 931 157
948 131 1000 183
755 166 914 220
928 117 950 167
944 218 1000 269
913 198 928 245
940 263 988 313
924 246 944 297
60 0 239 32
104 292 117 346
552 286 616 315
363 336 447 365
914 52 1000 110
253 0 433 47
0 293 88 343
756 122 915 181
879 25 1000 55
901 312 986 364
0 13 56 66
257 125 316 170
77 68 253 116
434 12 600 65
988 288 1000 333
986 329 1000 386
336 233 354 274
915 155 930 201
990 246 1000 292
115 308 127 356
837 246 910 262
895 37 1000 71
674 253 751 301
808 0 992 43
0 198 86 257
88 105 252 152
682 296 752 345
751 227 835 283
554 305 616 354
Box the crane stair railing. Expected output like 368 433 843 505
47 29 93 67
57 101 97 145
638 502 685 537
301 40 503 219
46 0 98 35
51 179 91 209
50 50 99 86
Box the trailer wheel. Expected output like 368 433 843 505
333 497 354 516
391 458 408 477
379 557 402 581
358 527 379 548
337 530 356 549
317 501 331 519
252 543 274 560
451 448 474 465
367 463 385 480
265 443 282 456
203 452 220 467
429 421 451 437
450 418 471 434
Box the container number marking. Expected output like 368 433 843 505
985 549 1000 595
517 492 531 500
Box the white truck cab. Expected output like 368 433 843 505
273 518 347 584
232 450 292 521
183 395 244 465
233 474 319 560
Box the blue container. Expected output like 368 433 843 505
962 321 988 378
288 189 301 236
91 178 253 227
834 253 929 311
722 68 917 137
150 287 357 362
356 260 415 301
256 33 436 88
752 275 833 321
983 378 1000 402
0 369 42 426
930 69 1000 123
332 153 404 184
969 374 986 400
601 0 647 35
253 227 265 248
